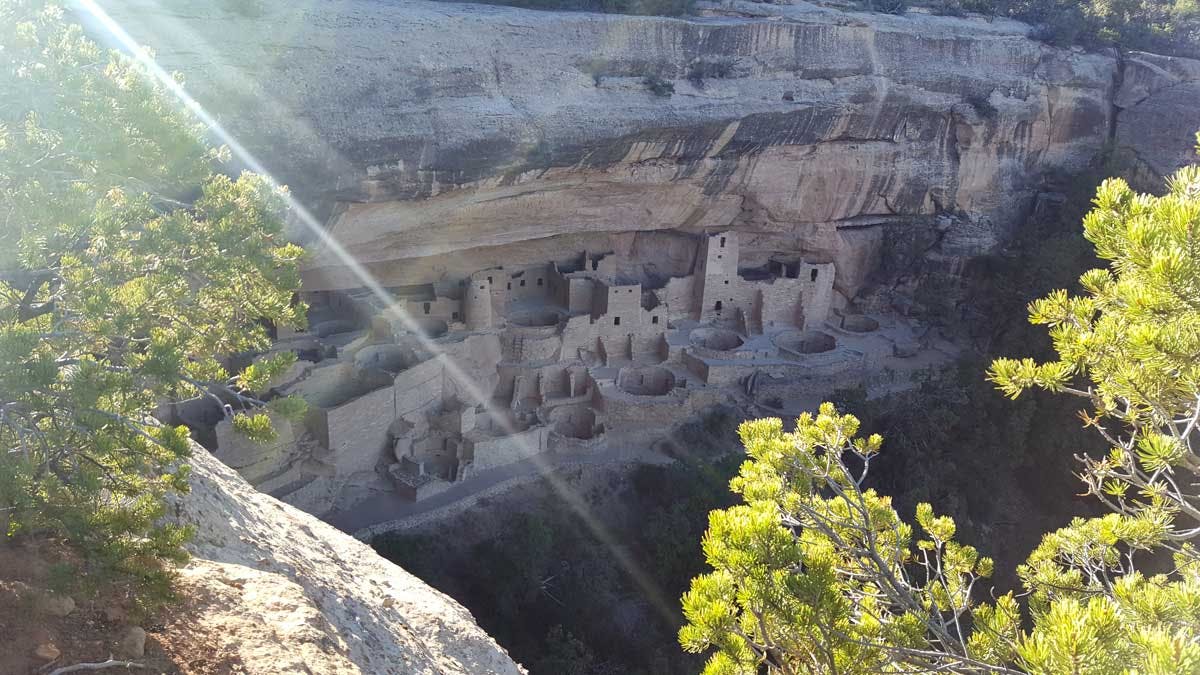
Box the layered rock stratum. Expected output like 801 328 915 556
99 0 1199 304
171 445 524 674
82 2 1200 671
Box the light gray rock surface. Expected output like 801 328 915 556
1114 50 1200 180
93 0 1197 302
172 446 524 675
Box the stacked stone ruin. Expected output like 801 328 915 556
201 231 943 515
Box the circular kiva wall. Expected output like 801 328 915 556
509 308 561 327
409 318 449 338
312 318 358 337
774 330 836 355
839 314 879 333
617 366 676 396
354 344 417 373
690 327 744 351
549 405 597 439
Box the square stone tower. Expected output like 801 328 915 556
695 231 742 322
464 271 494 330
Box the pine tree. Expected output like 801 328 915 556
680 144 1200 673
0 0 305 607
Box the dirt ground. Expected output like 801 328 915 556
0 538 245 675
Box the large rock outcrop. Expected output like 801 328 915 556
172 445 524 674
1114 50 1200 182
94 0 1199 305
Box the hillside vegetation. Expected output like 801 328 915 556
1 0 304 614
430 0 1200 58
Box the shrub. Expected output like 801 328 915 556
685 59 736 88
921 0 1200 57
0 0 304 609
682 146 1200 674
644 73 676 97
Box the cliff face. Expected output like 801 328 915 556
76 4 1200 669
1114 50 1200 180
97 0 1199 304
172 445 524 674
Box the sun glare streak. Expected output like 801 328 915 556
76 0 678 624
79 0 356 239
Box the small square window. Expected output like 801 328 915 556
614 316 621 326
479 285 485 290
452 312 460 320
520 279 526 287
488 276 493 284
651 315 659 324
717 255 722 260
724 280 729 285
537 278 543 286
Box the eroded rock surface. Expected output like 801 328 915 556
95 0 1197 303
1115 51 1200 181
173 445 524 675
93 0 1200 523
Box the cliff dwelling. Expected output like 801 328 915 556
91 0 1200 532
196 229 957 517
9 0 1200 671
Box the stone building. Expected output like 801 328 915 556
200 229 948 517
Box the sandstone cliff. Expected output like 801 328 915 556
97 0 1199 305
171 445 524 674
69 3 1200 669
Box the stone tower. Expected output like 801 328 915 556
696 231 740 322
464 271 493 330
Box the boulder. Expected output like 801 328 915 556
35 591 75 618
119 626 147 658
33 643 60 662
169 445 524 674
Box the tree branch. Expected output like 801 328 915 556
48 659 145 675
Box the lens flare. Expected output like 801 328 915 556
75 0 677 624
